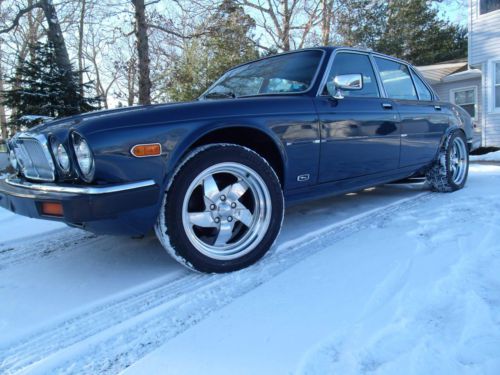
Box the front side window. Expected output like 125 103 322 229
495 62 500 109
412 71 433 101
323 52 379 97
480 0 500 14
375 57 418 100
202 50 323 98
452 87 477 119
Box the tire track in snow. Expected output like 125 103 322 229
0 228 96 268
0 192 433 375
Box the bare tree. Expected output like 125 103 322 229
77 0 87 96
83 24 121 109
0 36 7 139
131 0 151 105
238 0 323 51
321 0 335 45
0 0 76 99
0 0 8 139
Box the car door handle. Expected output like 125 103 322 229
382 103 393 109
434 105 442 111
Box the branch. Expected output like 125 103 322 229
147 23 211 39
0 2 43 34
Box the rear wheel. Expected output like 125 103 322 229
426 130 469 192
155 144 284 273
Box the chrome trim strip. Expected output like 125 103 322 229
5 178 156 195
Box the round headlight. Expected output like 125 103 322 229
52 142 70 172
72 134 94 178
9 149 18 170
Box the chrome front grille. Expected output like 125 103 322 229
11 134 55 181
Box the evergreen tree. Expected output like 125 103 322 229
337 0 467 65
166 0 259 102
2 42 101 129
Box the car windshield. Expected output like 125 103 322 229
202 50 323 99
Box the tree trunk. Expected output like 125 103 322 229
27 0 37 61
127 57 137 106
0 0 6 139
321 0 334 45
40 0 76 104
40 0 72 74
0 35 7 139
281 0 291 51
78 0 87 96
132 0 151 105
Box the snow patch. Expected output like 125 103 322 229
470 150 500 162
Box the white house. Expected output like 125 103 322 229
417 0 500 149
469 0 500 147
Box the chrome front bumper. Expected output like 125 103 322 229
4 177 156 195
0 177 161 235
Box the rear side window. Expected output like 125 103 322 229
324 53 379 98
412 71 433 101
375 57 418 100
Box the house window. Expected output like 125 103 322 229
480 0 500 14
451 87 477 119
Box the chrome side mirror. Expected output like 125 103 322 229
331 73 363 99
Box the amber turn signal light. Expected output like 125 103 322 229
131 143 162 157
41 202 64 217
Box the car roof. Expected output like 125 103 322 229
229 46 413 72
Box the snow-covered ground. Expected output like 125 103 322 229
1 163 499 374
470 150 500 162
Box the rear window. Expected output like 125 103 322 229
412 71 433 101
375 57 418 100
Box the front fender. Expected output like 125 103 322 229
165 120 287 187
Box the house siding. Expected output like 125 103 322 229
469 1 500 67
469 0 500 147
482 62 500 146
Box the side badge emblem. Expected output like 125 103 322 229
297 174 310 182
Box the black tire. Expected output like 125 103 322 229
426 130 469 192
155 144 284 273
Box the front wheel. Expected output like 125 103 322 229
155 144 284 273
426 130 469 192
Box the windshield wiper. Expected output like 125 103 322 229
204 91 236 99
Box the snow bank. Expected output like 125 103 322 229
470 150 500 162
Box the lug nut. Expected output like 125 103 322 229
220 195 226 201
214 217 220 223
210 204 216 210
227 216 233 222
231 202 237 208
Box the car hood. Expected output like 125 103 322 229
29 102 177 134
27 95 314 138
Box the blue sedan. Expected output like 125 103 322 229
0 47 473 273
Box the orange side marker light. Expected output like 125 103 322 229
131 143 162 157
41 202 64 217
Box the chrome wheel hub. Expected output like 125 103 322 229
450 137 468 185
182 162 272 260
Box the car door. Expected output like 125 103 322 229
314 51 401 183
373 57 449 167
